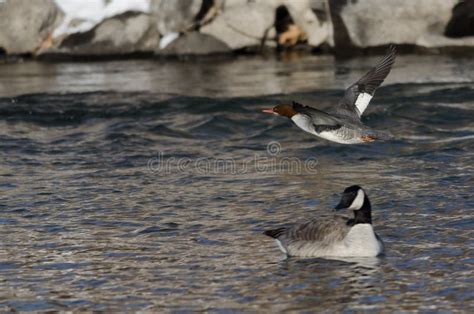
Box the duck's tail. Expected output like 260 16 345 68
361 130 394 142
263 228 286 239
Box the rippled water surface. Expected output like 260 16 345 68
0 54 473 312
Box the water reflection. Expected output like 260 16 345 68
1 54 473 98
281 257 381 306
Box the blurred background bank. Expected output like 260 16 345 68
0 0 473 60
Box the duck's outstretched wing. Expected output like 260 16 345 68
333 45 396 119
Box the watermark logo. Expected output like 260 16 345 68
147 141 318 175
266 141 281 156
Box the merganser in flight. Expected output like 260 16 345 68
263 185 384 257
262 46 396 144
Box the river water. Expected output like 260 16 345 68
0 53 473 311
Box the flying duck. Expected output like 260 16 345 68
263 185 384 257
262 46 396 144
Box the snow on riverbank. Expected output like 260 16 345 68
53 0 150 36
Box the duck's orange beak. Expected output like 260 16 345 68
262 108 274 114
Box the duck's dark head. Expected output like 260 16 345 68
335 185 366 210
262 104 297 118
335 185 372 224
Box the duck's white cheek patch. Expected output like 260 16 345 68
355 93 372 116
349 189 365 210
275 240 288 254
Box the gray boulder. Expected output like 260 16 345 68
201 2 275 50
151 0 203 34
201 0 330 50
157 32 231 56
0 0 63 55
40 12 159 57
329 0 474 49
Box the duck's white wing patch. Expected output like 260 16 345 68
336 46 396 119
355 93 373 116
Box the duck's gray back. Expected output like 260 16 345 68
278 215 351 256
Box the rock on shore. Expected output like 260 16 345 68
329 0 474 50
41 12 158 57
0 0 62 55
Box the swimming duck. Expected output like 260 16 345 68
263 185 384 257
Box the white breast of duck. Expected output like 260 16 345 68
291 114 364 144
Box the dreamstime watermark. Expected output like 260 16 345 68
147 141 318 175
